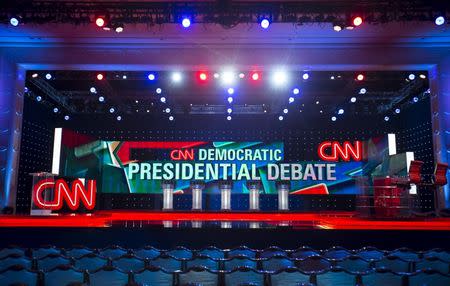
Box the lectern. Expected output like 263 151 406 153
276 181 290 211
191 181 205 210
162 180 175 211
219 180 233 211
247 180 261 211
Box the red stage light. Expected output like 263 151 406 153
356 74 364 81
96 73 104 80
95 17 105 27
353 16 363 27
251 72 260 81
199 73 207 81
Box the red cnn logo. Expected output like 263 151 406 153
318 141 362 162
33 179 96 211
170 149 195 161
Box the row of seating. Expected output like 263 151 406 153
1 264 449 286
1 253 449 274
1 246 449 262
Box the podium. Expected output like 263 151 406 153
191 181 205 211
219 181 233 211
247 181 261 211
30 172 56 216
162 180 175 211
277 181 290 211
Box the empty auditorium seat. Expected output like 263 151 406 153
186 256 219 271
259 247 288 259
374 256 411 273
361 269 403 286
415 257 450 274
166 247 193 260
74 253 108 272
134 246 161 260
113 254 145 272
32 246 60 259
223 257 258 271
355 247 385 262
38 254 72 272
290 248 320 259
390 248 421 262
43 265 85 286
261 256 295 272
269 268 311 286
64 246 94 259
178 266 218 286
99 246 127 259
408 270 450 286
224 267 265 286
89 266 129 286
0 255 32 271
196 247 225 260
0 265 40 286
315 268 357 286
148 255 183 272
228 247 257 259
322 247 352 261
297 256 332 273
424 249 450 262
0 247 26 259
336 255 371 273
133 266 173 286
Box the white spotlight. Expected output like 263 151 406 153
165 108 171 113
109 107 115 113
260 18 270 29
98 96 105 102
384 116 390 121
169 116 174 121
227 97 233 104
148 73 156 80
116 116 122 121
213 73 220 79
64 115 70 121
53 107 59 113
221 71 236 85
10 17 19 27
156 88 162 94
227 115 232 121
160 97 166 103
359 88 367 94
408 74 416 80
45 73 52 80
90 87 97 94
289 97 295 103
172 72 182 83
227 88 234 95
302 73 309 80
292 88 300 95
278 115 284 121
338 109 344 115
283 108 288 114
413 97 419 103
395 108 401 114
331 116 337 122
350 97 357 103
36 96 42 102
272 70 288 86
435 16 445 26
227 108 232 114
419 74 426 79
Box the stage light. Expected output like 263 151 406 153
227 88 234 95
116 116 122 121
24 87 28 92
109 107 115 113
353 16 363 27
239 73 245 79
435 16 445 26
95 17 105 27
45 73 52 80
227 115 232 121
90 87 97 94
10 17 19 27
182 18 191 28
384 116 390 122
292 88 300 95
169 116 174 121
227 96 233 104
331 116 337 122
333 24 342 32
135 100 139 103
283 108 288 114
350 97 357 103
395 108 401 114
338 108 344 115
156 88 162 94
160 97 166 103
316 101 320 105
408 73 415 80
96 73 104 80
272 70 288 86
199 72 207 81
148 73 156 80
413 97 419 103
98 96 105 102
356 74 364 81
278 115 284 121
53 107 59 113
227 108 232 114
115 25 124 33
330 76 335 80
64 115 70 121
359 88 367 94
251 72 260 81
221 71 236 85
172 72 182 83
36 96 42 102
213 73 220 79
122 75 127 79
32 73 38 78
302 73 309 80
289 97 295 103
260 18 270 29
165 108 171 113
419 74 426 79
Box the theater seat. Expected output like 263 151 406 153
355 247 385 262
336 256 371 273
166 247 193 260
44 265 85 286
64 247 94 259
259 247 288 259
178 266 218 286
0 265 40 286
361 269 403 286
270 268 311 286
99 246 127 259
134 247 161 260
113 254 145 272
0 255 32 271
297 256 332 273
89 266 129 286
375 256 411 273
315 269 356 286
0 247 26 259
186 256 219 271
224 257 258 271
38 254 72 272
261 256 295 272
290 248 320 259
228 247 257 259
322 247 352 261
148 256 182 272
196 247 225 260
424 250 450 262
32 247 60 259
390 248 421 262
409 270 450 286
133 266 173 286
74 254 108 272
416 258 450 274
224 267 265 286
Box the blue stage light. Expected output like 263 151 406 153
64 115 70 121
413 97 419 103
90 87 96 93
292 88 300 95
408 73 415 80
182 18 191 28
156 88 162 94
289 97 295 103
278 115 283 121
98 96 105 102
350 97 357 103
160 97 166 103
227 108 232 114
116 116 122 121
227 115 232 121
384 116 390 121
227 96 233 104
10 17 19 27
395 108 401 114
109 107 115 113
165 108 171 113
260 18 270 29
331 116 337 122
227 88 234 95
302 73 309 80
169 116 174 121
36 96 42 102
359 88 367 94
283 108 288 114
435 16 445 26
148 73 155 80
45 73 52 80
338 108 344 115
53 107 59 113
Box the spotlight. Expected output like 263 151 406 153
156 88 162 94
435 16 445 26
122 75 127 80
53 108 59 113
359 88 367 94
165 108 171 113
413 97 419 103
221 71 236 85
289 97 295 103
9 17 19 27
227 88 234 95
45 73 52 80
272 70 288 86
260 18 270 29
199 72 207 81
384 116 390 122
160 97 166 103
227 108 232 114
24 87 28 92
408 73 416 80
116 116 122 121
171 72 182 83
95 17 106 27
90 87 97 94
330 76 335 80
31 73 38 78
96 73 104 80
227 97 233 104
338 108 344 115
350 97 357 103
278 115 284 121
352 16 363 27
64 115 70 121
36 96 42 102
148 73 156 80
115 24 124 33
283 108 288 114
213 73 220 79
331 116 337 122
239 73 245 79
333 24 342 32
169 116 174 121
419 74 426 79
98 96 105 102
356 74 364 81
182 18 191 28
227 115 232 121
109 107 115 113
292 88 300 95
251 72 260 81
316 101 320 105
302 73 309 80
395 108 401 114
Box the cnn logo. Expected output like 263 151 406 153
318 141 362 162
33 179 96 211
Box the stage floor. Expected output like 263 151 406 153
1 211 450 230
